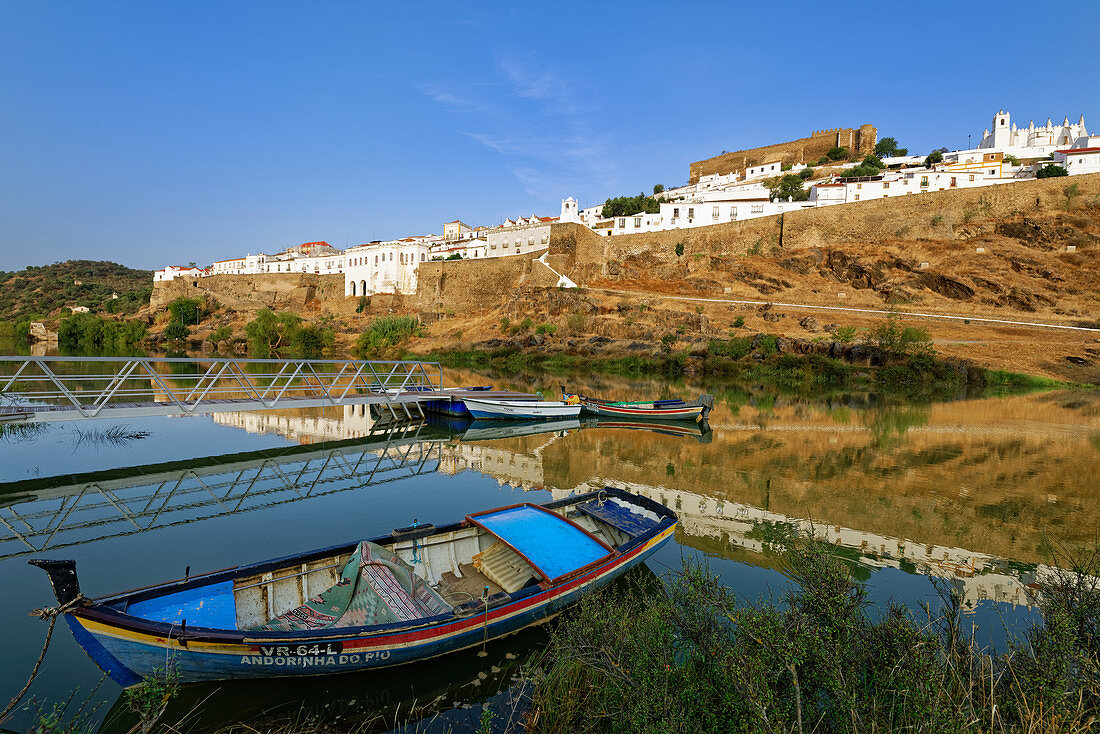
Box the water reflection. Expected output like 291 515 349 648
3 368 1099 732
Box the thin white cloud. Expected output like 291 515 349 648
421 53 618 202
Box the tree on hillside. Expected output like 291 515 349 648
602 193 660 219
839 155 886 179
653 184 665 195
874 137 908 157
826 147 849 161
861 154 884 169
924 150 944 168
765 174 809 202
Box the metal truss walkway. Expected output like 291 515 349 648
0 356 466 423
0 420 448 561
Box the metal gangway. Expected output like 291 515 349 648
0 356 448 423
0 421 448 561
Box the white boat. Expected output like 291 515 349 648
463 398 582 420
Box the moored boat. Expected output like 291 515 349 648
563 389 714 422
30 487 676 685
462 397 581 421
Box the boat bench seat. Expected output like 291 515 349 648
473 541 534 593
578 499 661 538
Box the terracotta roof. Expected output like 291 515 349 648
1056 147 1100 154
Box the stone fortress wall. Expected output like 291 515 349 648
689 123 878 183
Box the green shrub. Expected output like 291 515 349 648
535 323 557 335
167 297 203 326
708 336 752 360
500 316 510 331
732 316 745 328
799 167 814 179
1036 164 1069 179
519 317 534 331
163 321 189 341
834 325 857 343
863 312 933 364
205 325 232 344
567 313 588 332
244 308 334 357
924 150 944 167
354 315 420 357
659 332 677 355
57 312 147 348
826 146 848 160
756 334 778 356
675 242 685 256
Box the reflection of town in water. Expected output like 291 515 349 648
3 391 1097 607
212 390 1100 610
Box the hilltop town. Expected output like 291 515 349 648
154 110 1099 300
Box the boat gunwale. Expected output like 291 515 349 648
66 488 676 642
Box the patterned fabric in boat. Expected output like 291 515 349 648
254 541 451 631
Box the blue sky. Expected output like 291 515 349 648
1 1 1097 271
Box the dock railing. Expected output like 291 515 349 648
0 357 444 421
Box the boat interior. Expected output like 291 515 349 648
116 494 666 633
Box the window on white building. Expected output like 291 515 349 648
883 182 889 189
730 207 737 219
751 204 764 214
673 207 679 218
618 218 626 228
712 206 719 219
969 174 975 181
634 217 642 227
687 208 694 218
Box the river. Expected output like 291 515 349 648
1 351 1098 732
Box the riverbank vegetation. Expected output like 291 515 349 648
425 329 1070 400
355 315 421 357
244 308 335 358
526 539 1100 733
56 312 147 349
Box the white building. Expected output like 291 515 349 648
344 238 429 297
154 265 208 282
483 217 554 257
1052 146 1100 176
977 110 1095 159
611 211 664 236
809 168 1011 206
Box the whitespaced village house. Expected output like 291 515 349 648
153 265 209 282
1052 146 1100 175
344 238 429 297
483 215 555 257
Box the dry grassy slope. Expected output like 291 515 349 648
553 180 1100 383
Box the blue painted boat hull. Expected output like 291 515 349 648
55 489 677 685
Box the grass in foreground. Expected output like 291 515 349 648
526 539 1100 734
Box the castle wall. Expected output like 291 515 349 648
689 124 878 183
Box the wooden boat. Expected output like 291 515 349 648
30 487 675 686
463 397 581 420
563 390 714 422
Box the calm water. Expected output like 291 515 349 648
1 356 1099 731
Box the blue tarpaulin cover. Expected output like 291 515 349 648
128 580 237 629
472 505 611 580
